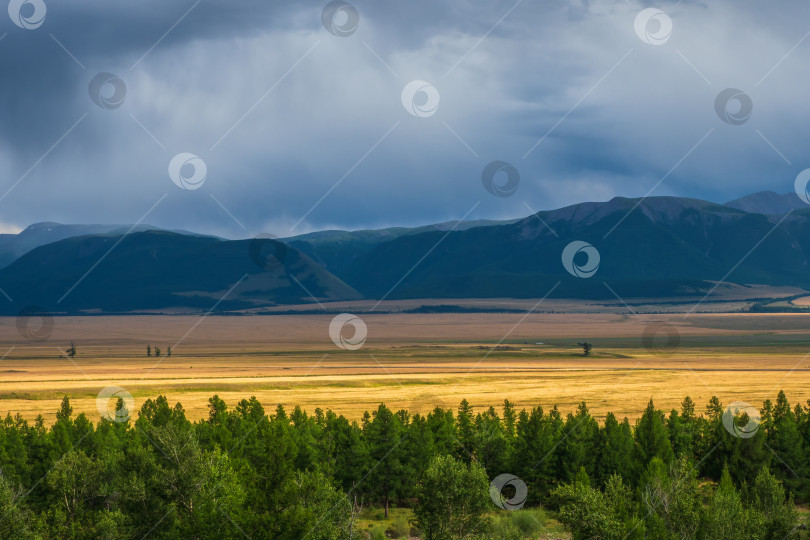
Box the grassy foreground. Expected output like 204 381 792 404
356 507 568 539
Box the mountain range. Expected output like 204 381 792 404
1 191 808 314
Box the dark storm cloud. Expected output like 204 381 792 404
0 1 306 144
1 0 810 237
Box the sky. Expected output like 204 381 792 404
0 0 808 238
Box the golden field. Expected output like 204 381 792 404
0 311 809 423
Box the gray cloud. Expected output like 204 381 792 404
1 0 809 238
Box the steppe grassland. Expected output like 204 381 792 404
0 312 808 423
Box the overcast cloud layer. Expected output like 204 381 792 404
0 0 808 237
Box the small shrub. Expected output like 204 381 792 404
491 516 524 540
386 514 410 538
510 508 548 536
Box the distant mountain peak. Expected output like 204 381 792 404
20 221 161 236
21 221 63 233
0 222 165 271
725 191 806 215
537 195 723 229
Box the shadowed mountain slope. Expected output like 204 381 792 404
2 194 809 312
336 196 810 300
0 230 360 314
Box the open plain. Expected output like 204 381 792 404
1 311 809 423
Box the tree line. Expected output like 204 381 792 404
0 391 807 538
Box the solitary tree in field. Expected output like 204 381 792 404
155 347 161 357
578 342 592 356
66 342 76 358
147 345 152 357
167 346 172 357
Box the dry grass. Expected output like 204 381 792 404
0 313 808 423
